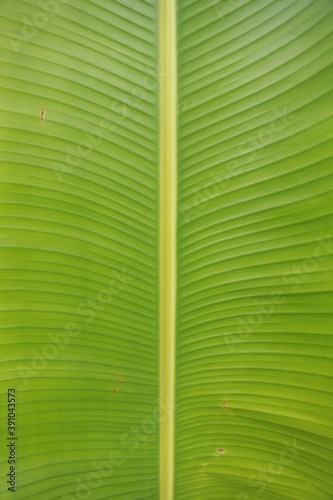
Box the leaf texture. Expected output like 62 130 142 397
0 1 160 499
0 1 332 499
176 1 333 499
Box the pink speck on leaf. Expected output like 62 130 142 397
217 448 224 454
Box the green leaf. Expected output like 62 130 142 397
0 1 332 499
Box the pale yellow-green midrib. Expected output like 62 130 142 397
159 0 177 499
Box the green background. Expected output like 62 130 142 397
1 1 333 499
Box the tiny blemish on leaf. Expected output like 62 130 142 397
112 374 124 392
217 448 224 454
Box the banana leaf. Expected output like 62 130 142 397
0 1 332 499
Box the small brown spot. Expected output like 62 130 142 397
112 374 124 392
217 448 224 454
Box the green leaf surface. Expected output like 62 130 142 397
176 1 333 499
0 1 332 499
